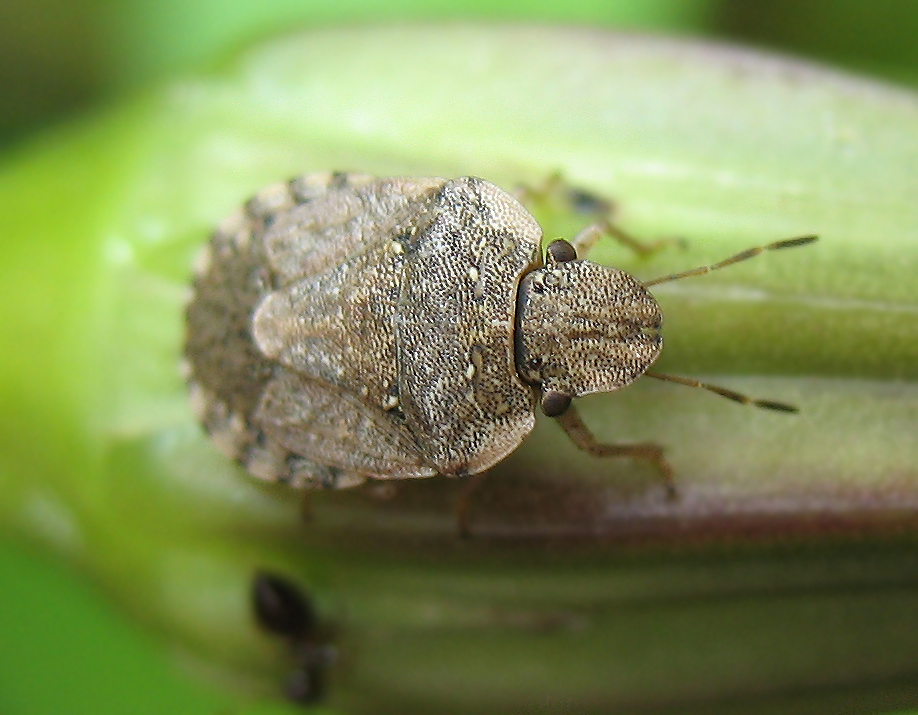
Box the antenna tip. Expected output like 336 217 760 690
779 234 819 249
755 400 799 414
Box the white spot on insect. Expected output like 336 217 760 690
188 381 210 421
211 423 244 458
383 395 399 410
543 270 563 288
232 227 251 249
498 236 516 260
228 411 247 436
247 182 295 219
333 471 369 489
470 344 485 377
469 264 487 298
489 318 512 330
215 212 247 244
289 173 334 201
246 448 283 482
465 362 476 380
191 245 213 277
390 240 404 254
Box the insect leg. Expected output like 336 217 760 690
554 404 676 498
515 173 678 258
454 470 490 539
569 219 675 258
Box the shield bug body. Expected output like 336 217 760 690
184 173 814 492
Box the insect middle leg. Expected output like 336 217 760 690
553 403 676 499
454 470 490 539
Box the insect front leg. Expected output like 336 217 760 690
553 403 676 499
515 173 677 259
569 219 677 259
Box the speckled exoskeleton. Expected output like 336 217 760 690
184 173 815 494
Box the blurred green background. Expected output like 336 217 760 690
1 1 917 714
3 0 917 153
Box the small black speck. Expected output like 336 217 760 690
285 661 326 706
252 571 316 638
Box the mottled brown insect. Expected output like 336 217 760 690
184 173 815 492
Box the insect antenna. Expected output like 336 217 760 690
643 235 817 287
640 235 815 412
645 371 797 413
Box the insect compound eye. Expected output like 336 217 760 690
252 571 317 638
541 390 572 417
547 239 577 264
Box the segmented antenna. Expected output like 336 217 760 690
643 234 817 412
644 235 817 287
645 372 797 413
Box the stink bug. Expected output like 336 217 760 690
184 173 815 496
